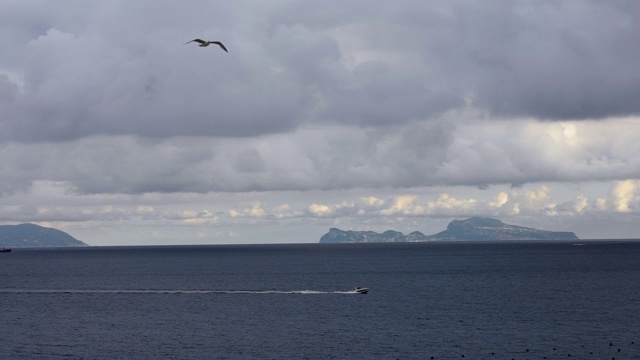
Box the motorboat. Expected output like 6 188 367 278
0 247 11 253
354 287 368 294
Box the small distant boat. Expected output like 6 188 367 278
0 247 11 253
354 287 368 294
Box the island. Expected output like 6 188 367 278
319 217 578 243
0 223 87 247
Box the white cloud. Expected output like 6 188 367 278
381 195 418 215
573 194 589 214
608 180 640 213
490 192 509 208
307 204 333 217
229 202 266 218
3 181 640 244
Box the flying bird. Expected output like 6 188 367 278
184 39 228 52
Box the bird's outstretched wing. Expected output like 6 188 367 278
212 41 228 52
185 39 205 45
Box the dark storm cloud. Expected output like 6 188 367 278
275 0 640 120
5 27 310 141
1 0 639 143
462 1 640 120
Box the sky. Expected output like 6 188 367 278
1 0 640 245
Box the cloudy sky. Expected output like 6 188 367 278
1 0 640 245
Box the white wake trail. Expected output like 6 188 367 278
0 289 364 295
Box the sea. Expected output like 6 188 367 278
1 241 639 360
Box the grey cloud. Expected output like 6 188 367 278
232 148 266 173
318 60 462 126
2 2 310 142
278 0 640 120
467 2 640 120
5 26 309 141
0 75 19 103
1 1 639 199
2 1 638 144
1 117 638 196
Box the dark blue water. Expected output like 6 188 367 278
1 241 639 359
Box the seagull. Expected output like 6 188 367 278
184 39 228 52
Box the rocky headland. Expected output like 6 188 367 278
319 217 578 243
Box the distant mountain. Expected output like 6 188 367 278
320 228 429 243
319 217 578 243
0 223 87 247
424 217 578 241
